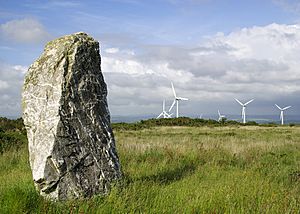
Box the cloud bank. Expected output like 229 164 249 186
0 63 26 117
101 23 300 115
0 18 50 44
1 23 300 117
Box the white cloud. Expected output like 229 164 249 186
0 80 9 90
212 23 300 60
0 63 27 117
1 23 300 118
102 23 300 115
105 48 120 54
0 18 50 44
13 65 27 74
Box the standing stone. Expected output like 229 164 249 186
22 32 121 201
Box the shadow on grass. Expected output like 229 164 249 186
136 162 197 185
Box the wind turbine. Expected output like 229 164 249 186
275 104 291 125
157 100 172 119
235 98 254 124
169 82 188 118
218 110 225 122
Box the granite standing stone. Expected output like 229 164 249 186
22 32 121 201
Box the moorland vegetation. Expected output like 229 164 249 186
0 117 299 213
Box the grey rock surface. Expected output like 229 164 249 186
22 32 121 201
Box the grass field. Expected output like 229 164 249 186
1 123 300 213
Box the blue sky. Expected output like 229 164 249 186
1 0 298 64
0 0 300 119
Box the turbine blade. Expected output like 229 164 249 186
235 98 243 106
163 112 169 118
275 104 282 110
157 112 163 119
164 111 172 118
218 110 221 117
244 99 254 106
171 82 176 97
178 97 188 101
169 100 176 112
282 106 291 110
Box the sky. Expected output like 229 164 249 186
0 0 300 119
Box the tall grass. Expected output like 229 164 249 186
0 124 300 213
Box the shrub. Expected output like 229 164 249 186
112 117 242 131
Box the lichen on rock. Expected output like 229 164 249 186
22 32 122 201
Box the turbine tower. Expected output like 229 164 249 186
235 98 254 124
218 110 225 122
275 104 291 125
157 100 172 119
169 82 188 118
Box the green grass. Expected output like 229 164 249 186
1 122 300 213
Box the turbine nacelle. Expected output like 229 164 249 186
176 97 188 101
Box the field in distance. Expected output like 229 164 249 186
0 118 300 213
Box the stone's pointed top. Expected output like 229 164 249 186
74 32 88 35
57 31 92 39
45 32 97 50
